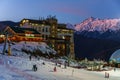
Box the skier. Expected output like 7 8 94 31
32 64 37 71
29 55 32 61
42 62 45 65
54 66 57 72
114 67 116 72
64 61 67 69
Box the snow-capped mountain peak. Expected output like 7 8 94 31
66 23 74 30
74 17 120 33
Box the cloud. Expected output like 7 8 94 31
52 6 90 17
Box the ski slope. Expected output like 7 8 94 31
0 55 120 80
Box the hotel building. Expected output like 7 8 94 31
20 16 74 58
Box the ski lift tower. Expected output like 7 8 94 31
3 32 11 56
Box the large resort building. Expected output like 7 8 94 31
0 16 74 58
20 17 74 58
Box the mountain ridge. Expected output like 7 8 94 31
74 17 120 33
66 17 120 61
0 21 19 27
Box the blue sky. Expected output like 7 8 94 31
0 0 120 24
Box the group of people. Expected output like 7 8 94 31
29 55 41 72
29 55 69 72
29 55 40 61
32 62 45 72
55 60 69 69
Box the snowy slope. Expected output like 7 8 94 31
0 41 56 56
66 23 75 30
0 55 120 80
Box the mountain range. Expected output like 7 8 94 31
67 17 120 61
0 21 19 27
75 17 120 32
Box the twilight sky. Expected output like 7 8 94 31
0 0 120 24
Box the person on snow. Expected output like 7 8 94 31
32 64 37 71
29 55 32 61
54 66 57 72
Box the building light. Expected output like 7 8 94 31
25 34 34 37
0 34 5 37
26 20 29 22
32 24 34 26
62 36 65 39
41 24 44 26
30 34 34 37
20 24 22 27
22 20 26 23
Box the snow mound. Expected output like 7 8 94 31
0 41 56 56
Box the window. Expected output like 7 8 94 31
38 27 41 31
42 28 44 32
46 28 48 32
46 35 49 39
26 20 29 22
42 35 44 38
22 20 26 23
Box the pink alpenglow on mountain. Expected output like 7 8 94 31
75 17 120 33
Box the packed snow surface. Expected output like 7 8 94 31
0 41 119 80
0 55 119 80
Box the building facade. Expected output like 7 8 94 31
20 17 74 58
3 26 43 42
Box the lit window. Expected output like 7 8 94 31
32 24 34 26
26 20 29 22
20 24 22 26
62 36 65 39
62 45 65 49
52 44 54 48
52 26 55 29
22 20 26 23
52 35 55 37
42 24 44 26
0 35 5 37
25 34 34 37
